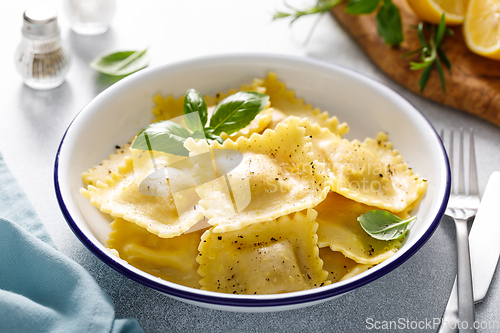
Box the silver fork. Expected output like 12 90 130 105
440 128 481 332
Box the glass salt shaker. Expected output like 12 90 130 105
15 5 70 90
64 0 115 35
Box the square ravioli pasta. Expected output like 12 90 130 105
107 218 205 289
197 209 330 294
185 117 330 233
298 118 427 213
80 155 204 238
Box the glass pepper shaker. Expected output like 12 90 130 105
15 5 70 90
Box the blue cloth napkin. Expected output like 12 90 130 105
0 153 143 333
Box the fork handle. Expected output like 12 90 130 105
455 218 476 332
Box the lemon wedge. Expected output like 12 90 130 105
406 0 468 25
463 0 500 59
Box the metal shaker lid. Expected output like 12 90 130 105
22 5 59 38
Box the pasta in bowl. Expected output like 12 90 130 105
55 54 450 311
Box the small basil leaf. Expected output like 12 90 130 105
132 120 191 156
184 89 208 129
358 210 416 241
209 92 269 136
376 1 403 45
346 0 380 14
191 129 206 141
90 49 149 76
204 130 224 145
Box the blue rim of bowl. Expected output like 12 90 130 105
54 53 451 308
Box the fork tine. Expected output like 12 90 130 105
450 128 455 195
458 128 465 195
469 128 479 196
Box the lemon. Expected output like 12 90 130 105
463 0 500 59
406 0 468 25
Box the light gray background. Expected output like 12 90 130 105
0 1 499 332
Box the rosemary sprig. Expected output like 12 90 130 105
402 14 453 92
273 0 344 23
273 0 403 45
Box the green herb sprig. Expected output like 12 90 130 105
402 14 453 92
132 90 269 155
274 0 403 45
273 0 344 23
358 210 416 240
90 49 149 76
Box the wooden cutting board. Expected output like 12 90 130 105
331 0 500 127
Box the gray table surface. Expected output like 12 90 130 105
1 1 499 332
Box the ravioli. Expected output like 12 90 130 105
319 247 372 283
82 143 132 187
315 192 407 265
108 218 205 288
197 209 329 294
79 73 428 295
298 118 427 213
185 117 330 233
80 155 204 238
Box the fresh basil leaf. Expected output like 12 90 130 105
132 120 191 156
90 49 148 76
376 1 403 45
204 130 224 145
358 210 416 241
209 92 269 136
346 0 380 14
184 89 208 130
191 129 206 141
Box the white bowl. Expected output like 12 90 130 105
54 54 450 312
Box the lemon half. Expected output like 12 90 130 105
463 0 500 59
406 0 468 25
